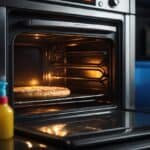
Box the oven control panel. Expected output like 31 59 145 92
96 0 130 13
29 0 134 14
55 0 133 13
60 0 121 8
59 0 122 8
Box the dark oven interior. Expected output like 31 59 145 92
9 12 122 116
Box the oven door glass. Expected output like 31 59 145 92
16 110 150 148
15 110 132 148
12 20 121 115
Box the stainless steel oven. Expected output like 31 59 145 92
0 0 135 148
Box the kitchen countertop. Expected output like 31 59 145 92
1 134 150 150
0 137 58 150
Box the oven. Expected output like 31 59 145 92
0 0 135 148
13 16 121 112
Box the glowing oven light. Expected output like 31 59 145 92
88 59 102 64
25 141 33 149
86 70 103 78
67 43 78 47
29 79 39 86
48 73 52 80
39 144 47 148
34 33 40 40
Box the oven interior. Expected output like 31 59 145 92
13 31 120 116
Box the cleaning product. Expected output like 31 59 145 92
0 139 14 150
0 81 14 139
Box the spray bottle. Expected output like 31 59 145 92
0 81 14 139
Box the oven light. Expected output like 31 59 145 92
25 141 33 149
88 59 102 64
67 43 78 47
86 70 103 78
29 79 39 86
39 144 47 148
48 73 52 80
34 33 40 39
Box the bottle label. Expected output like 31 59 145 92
0 96 8 104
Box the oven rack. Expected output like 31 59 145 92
15 93 105 107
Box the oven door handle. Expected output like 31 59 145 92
22 19 117 33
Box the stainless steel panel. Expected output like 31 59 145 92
124 15 135 109
0 7 6 81
96 0 130 14
26 20 117 32
26 0 131 13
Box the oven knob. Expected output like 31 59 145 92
109 0 120 7
98 1 103 7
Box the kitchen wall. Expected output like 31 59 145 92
136 0 150 110
136 0 150 59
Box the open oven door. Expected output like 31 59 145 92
15 109 130 148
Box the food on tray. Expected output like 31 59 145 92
14 86 71 98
